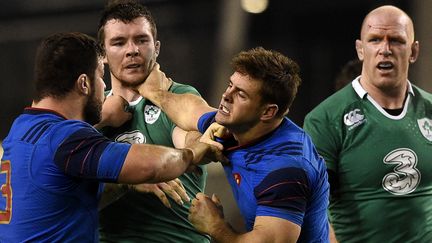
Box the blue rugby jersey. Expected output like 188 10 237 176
0 108 130 242
198 111 329 242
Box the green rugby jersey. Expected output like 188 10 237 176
304 78 432 243
99 82 209 243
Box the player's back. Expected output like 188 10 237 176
0 109 99 242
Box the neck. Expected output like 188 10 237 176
232 118 283 146
359 77 408 109
111 76 142 102
32 94 84 121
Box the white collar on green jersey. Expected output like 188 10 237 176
106 90 143 106
352 76 414 120
351 76 414 99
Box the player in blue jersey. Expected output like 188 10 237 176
138 47 330 242
0 32 224 242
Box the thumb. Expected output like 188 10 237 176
153 62 160 71
212 193 222 207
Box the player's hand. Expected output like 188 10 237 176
188 193 225 235
132 178 190 208
186 142 228 166
200 122 231 150
97 95 132 128
137 63 173 99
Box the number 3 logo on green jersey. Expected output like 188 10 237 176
382 148 420 195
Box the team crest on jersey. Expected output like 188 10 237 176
343 108 366 130
417 118 432 142
233 173 241 186
144 105 161 124
115 130 146 144
382 148 420 195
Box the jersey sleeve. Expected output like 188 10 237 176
254 167 310 226
197 111 217 133
52 121 131 182
303 111 339 173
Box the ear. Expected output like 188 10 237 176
154 40 161 58
409 41 420 64
261 104 279 121
355 39 364 61
103 54 108 64
77 74 91 96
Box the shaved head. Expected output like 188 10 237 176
361 5 415 43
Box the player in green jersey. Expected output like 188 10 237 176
97 1 210 242
304 5 432 243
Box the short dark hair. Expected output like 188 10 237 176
97 0 157 47
33 32 103 102
231 47 301 117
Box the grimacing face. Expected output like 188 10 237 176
103 17 160 87
215 72 266 134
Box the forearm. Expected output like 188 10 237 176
208 222 241 243
147 90 215 131
208 216 298 243
151 147 195 182
118 144 194 184
212 227 295 243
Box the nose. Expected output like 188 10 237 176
126 42 139 57
222 89 233 102
379 41 392 57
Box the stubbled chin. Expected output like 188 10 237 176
215 112 230 125
119 78 145 88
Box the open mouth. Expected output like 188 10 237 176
377 61 393 70
125 63 141 69
219 104 230 115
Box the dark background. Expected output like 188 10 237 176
2 0 431 139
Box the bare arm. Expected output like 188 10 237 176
127 127 197 208
94 95 132 130
137 63 216 131
100 126 220 209
99 145 196 209
189 193 300 243
212 216 299 243
118 140 226 184
117 144 191 184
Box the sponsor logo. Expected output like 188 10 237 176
144 105 161 124
417 118 432 142
343 108 366 129
115 130 146 144
233 173 241 186
382 148 420 195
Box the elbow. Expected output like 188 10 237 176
149 149 191 183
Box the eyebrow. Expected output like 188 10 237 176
230 81 249 96
108 33 151 42
108 36 125 43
